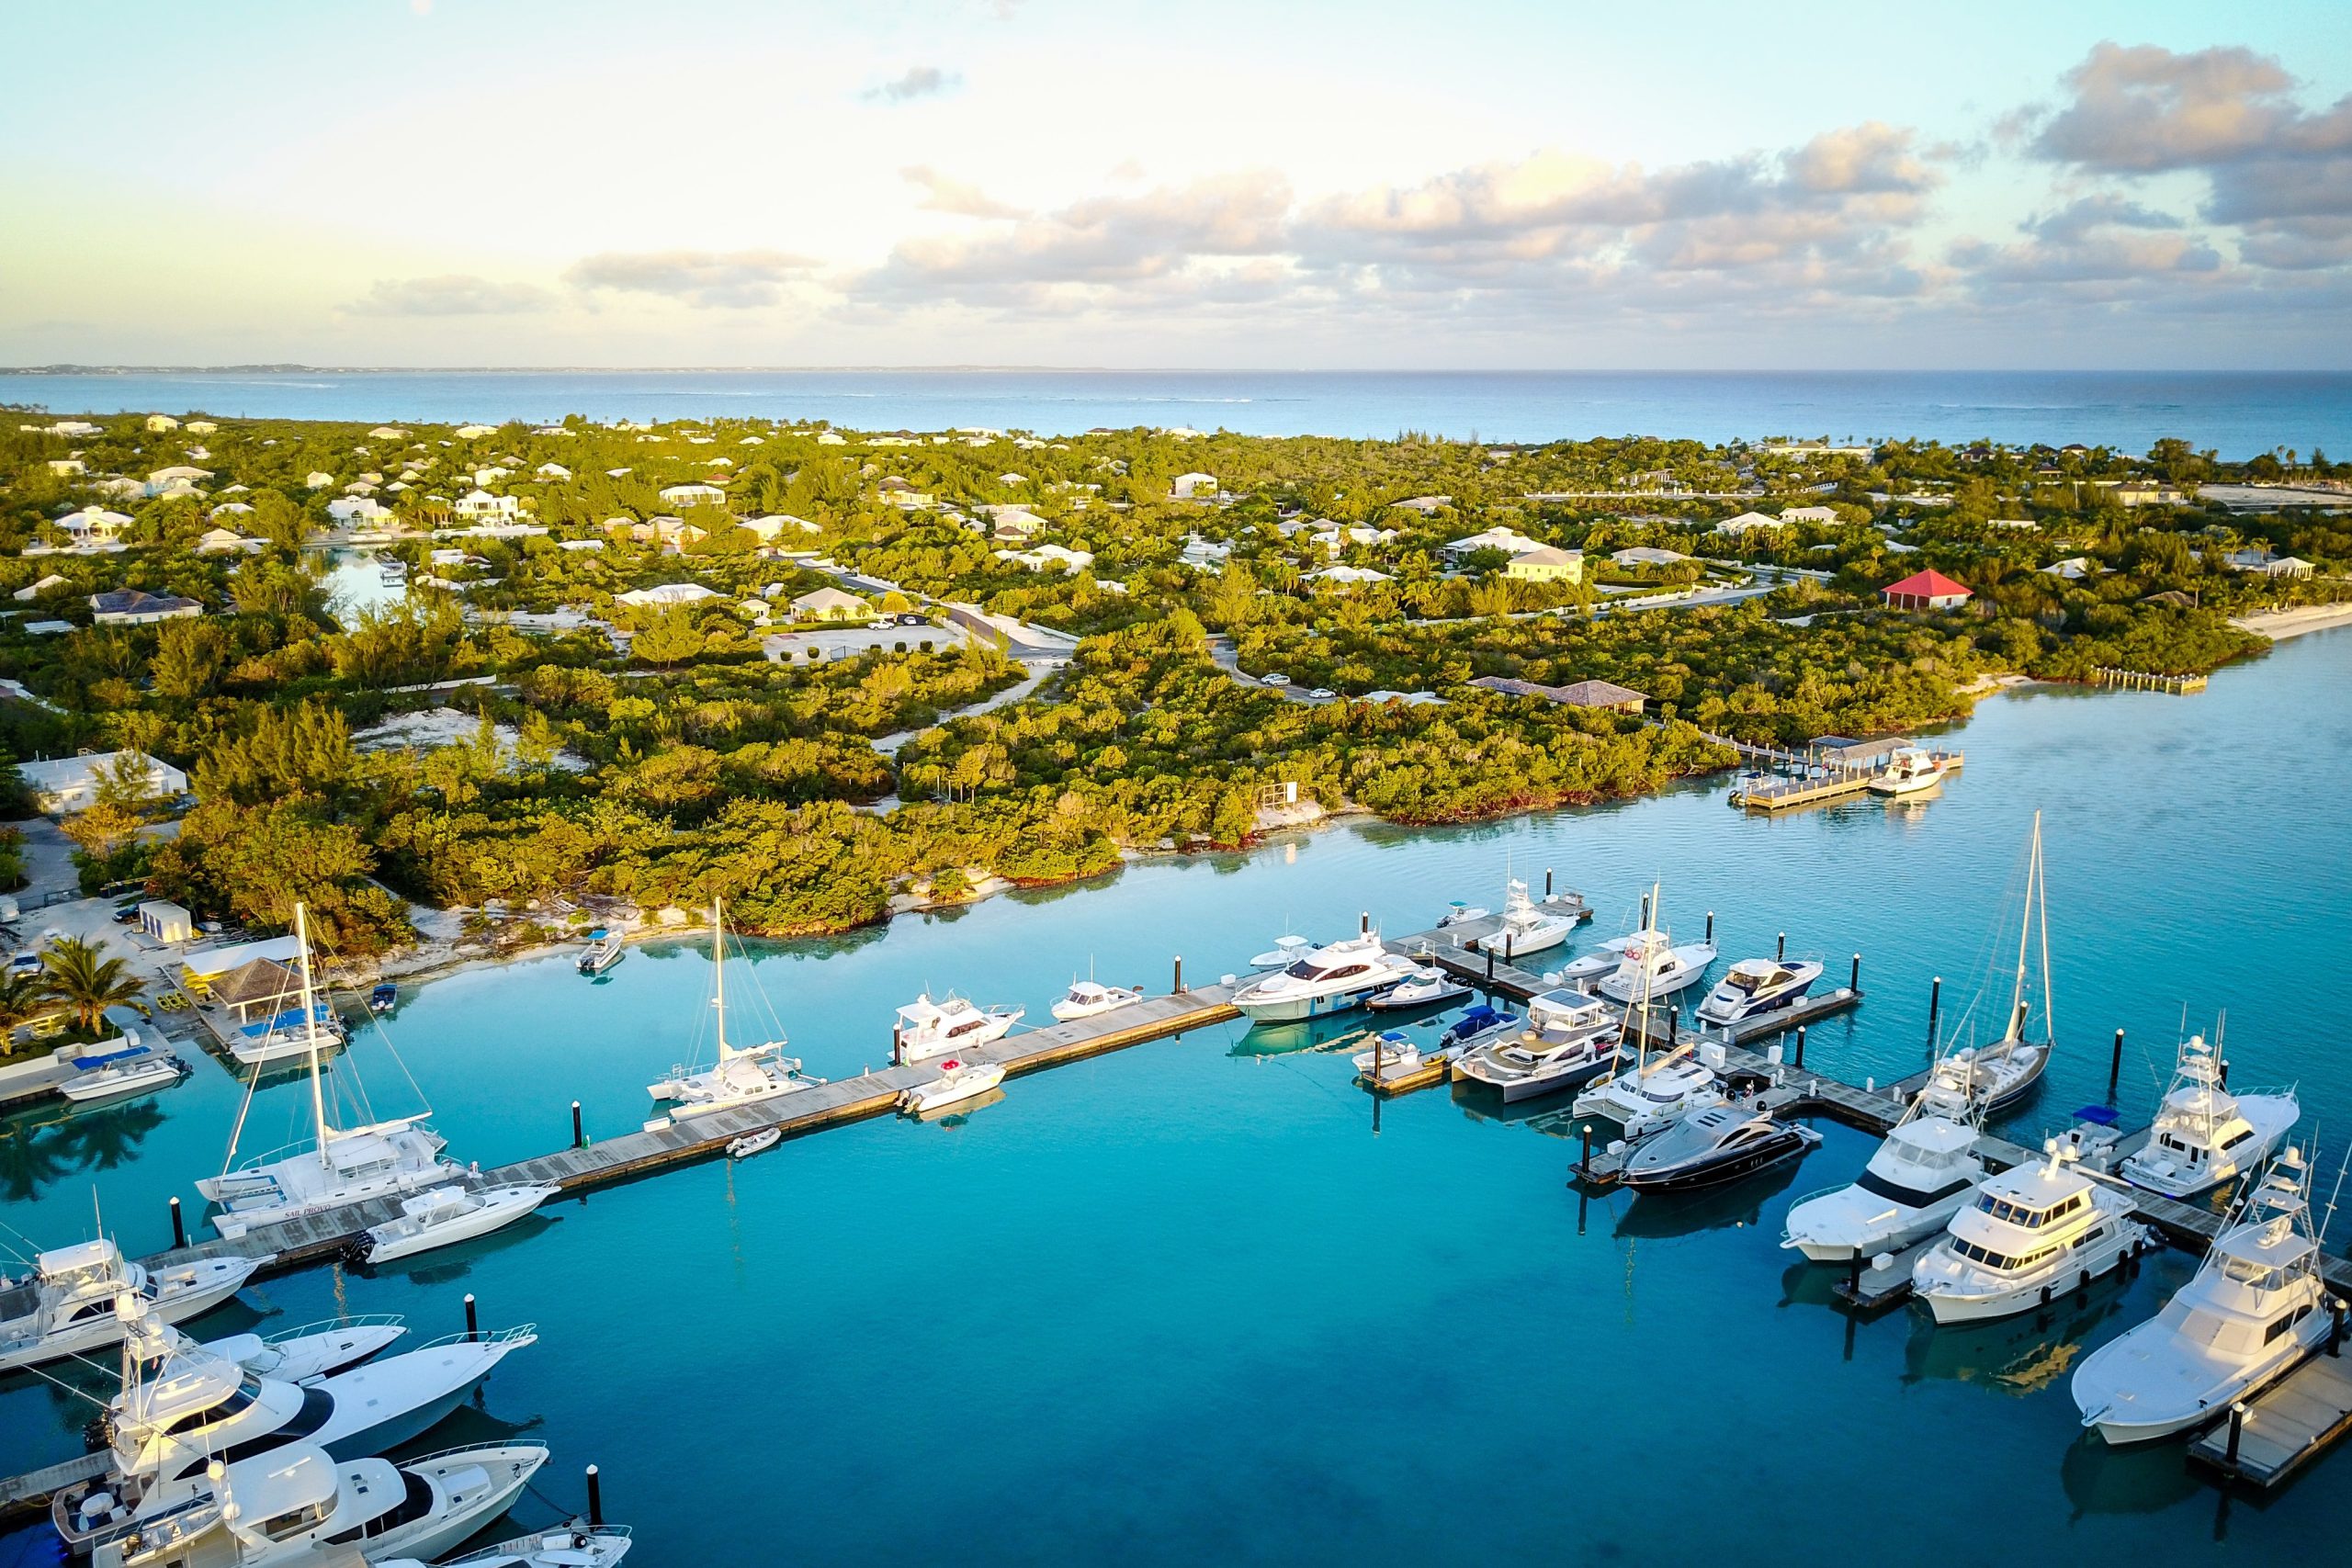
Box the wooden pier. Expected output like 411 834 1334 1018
2188 1347 2352 1491
1728 750 1962 812
2089 667 2207 694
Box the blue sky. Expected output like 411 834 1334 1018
4 0 2348 367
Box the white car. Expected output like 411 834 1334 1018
1309 687 1337 700
1260 672 1291 687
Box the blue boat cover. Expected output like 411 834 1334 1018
2073 1104 2120 1126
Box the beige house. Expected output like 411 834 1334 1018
1504 545 1584 583
791 586 873 622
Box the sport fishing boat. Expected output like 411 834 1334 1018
198 907 459 1238
899 1057 1006 1116
1924 812 2057 1116
1248 934 1315 969
2073 1147 2338 1444
1049 979 1144 1022
1434 901 1487 930
227 1002 345 1070
1781 1075 1987 1263
1558 935 1636 985
576 930 626 975
359 1182 559 1266
1453 989 1620 1102
87 1441 548 1568
0 1240 267 1374
1694 958 1821 1029
1470 878 1575 958
1572 899 1727 1137
1366 965 1471 1011
198 1317 408 1385
61 1033 188 1105
1229 931 1418 1023
1593 924 1716 1006
2117 1030 2299 1200
1868 745 1955 795
1910 1134 2148 1325
55 1305 537 1552
647 900 823 1119
1620 1103 1821 1191
388 1524 636 1568
895 993 1023 1062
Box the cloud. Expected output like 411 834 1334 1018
341 275 552 316
864 65 961 105
899 164 1026 220
562 250 819 309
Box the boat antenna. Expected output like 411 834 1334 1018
296 903 332 1170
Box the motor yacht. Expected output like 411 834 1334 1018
387 1524 636 1568
198 907 460 1239
1229 931 1418 1022
576 931 626 975
1248 934 1315 970
899 1057 1006 1116
1434 902 1487 930
1593 929 1716 1005
88 1442 548 1568
1911 1136 2148 1325
1694 958 1821 1029
1571 1044 1729 1139
2117 1032 2299 1200
647 900 823 1119
2073 1147 2338 1444
360 1182 558 1266
1620 1103 1821 1191
1868 745 1954 795
1049 979 1144 1022
1557 935 1635 985
895 994 1023 1064
1366 966 1471 1011
0 1240 267 1374
227 1005 345 1070
1453 989 1620 1102
198 1318 408 1385
1470 878 1575 959
1781 1079 1987 1262
62 1034 188 1105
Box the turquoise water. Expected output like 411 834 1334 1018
5 628 2351 1563
4 369 2346 458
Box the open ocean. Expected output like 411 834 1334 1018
3 368 2346 458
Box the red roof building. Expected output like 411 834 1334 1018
1880 569 1973 611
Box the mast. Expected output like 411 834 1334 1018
2033 812 2054 1049
295 904 331 1168
712 897 733 1063
2008 813 2036 1034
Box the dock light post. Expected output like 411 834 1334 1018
463 1293 479 1343
1172 955 1184 994
1776 931 1786 963
585 1464 603 1529
2225 1404 2248 1470
1850 953 1861 993
1705 911 1714 943
571 1100 584 1150
1793 1026 1806 1070
1926 976 1942 1050
2108 1030 2125 1103
168 1196 185 1251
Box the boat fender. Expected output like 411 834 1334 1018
2039 1284 2052 1306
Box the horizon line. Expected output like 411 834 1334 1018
1 364 2337 377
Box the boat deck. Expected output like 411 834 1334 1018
2188 1347 2352 1491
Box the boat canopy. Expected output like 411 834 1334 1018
71 1041 151 1070
36 1240 123 1278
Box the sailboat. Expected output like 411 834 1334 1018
196 906 458 1240
646 898 824 1119
1926 812 2055 1116
1571 883 1728 1138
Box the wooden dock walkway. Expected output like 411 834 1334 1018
1728 750 1962 812
2188 1347 2352 1490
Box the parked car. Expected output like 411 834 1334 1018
897 613 928 626
112 905 142 925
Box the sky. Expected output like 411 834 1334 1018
4 0 2350 369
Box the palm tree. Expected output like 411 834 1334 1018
40 938 144 1033
0 970 51 1058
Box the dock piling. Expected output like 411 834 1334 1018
1668 1006 1679 1052
1172 956 1184 994
2331 1299 2346 1358
1927 976 1941 1049
1850 953 1860 992
1642 895 1652 930
1793 1025 1806 1070
1360 910 1370 936
464 1292 479 1343
1776 931 1785 962
1579 1122 1592 1176
1702 908 1711 942
571 1100 584 1150
168 1196 185 1251
586 1464 603 1529
1485 947 1495 981
2108 1030 2125 1103
2225 1404 2247 1470
1545 868 1554 897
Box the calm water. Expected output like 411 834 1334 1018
5 630 2352 1564
5 369 2346 458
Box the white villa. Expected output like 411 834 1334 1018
659 482 729 509
17 750 189 814
616 583 722 607
454 489 521 521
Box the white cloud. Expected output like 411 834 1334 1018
563 250 820 309
864 65 961 105
899 164 1027 220
341 275 553 316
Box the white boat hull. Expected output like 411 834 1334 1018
365 1185 556 1265
61 1061 185 1103
0 1256 267 1372
2119 1093 2300 1199
901 1063 1007 1115
1916 1224 2144 1325
388 1444 550 1562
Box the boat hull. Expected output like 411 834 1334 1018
0 1256 266 1372
1623 1128 1820 1191
365 1187 555 1265
1916 1224 2143 1325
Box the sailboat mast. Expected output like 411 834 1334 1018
712 897 729 1060
2009 812 2038 1034
293 904 331 1169
2034 814 2054 1048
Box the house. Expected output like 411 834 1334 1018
536 463 572 480
1306 565 1392 586
1610 547 1690 567
304 470 335 489
790 586 873 622
1442 525 1543 561
17 750 189 813
194 527 263 555
2225 549 2313 578
995 544 1095 573
1504 545 1584 583
473 467 513 485
61 506 135 543
1714 511 1782 536
740 514 820 543
1879 569 1973 611
90 589 202 625
616 583 722 607
1780 505 1839 525
1986 517 2040 531
13 573 70 601
659 483 729 510
1171 472 1218 500
184 421 217 434
147 465 213 487
144 413 179 432
368 426 410 440
1388 495 1453 516
327 497 393 524
1178 535 1231 570
1309 524 1399 557
454 489 520 521
454 424 497 439
179 935 304 996
2041 557 2099 581
47 459 85 477
1468 676 1646 714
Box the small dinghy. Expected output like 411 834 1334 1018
727 1126 782 1159
1366 966 1472 1011
1619 1103 1822 1191
368 981 399 1015
901 1057 1007 1116
1435 1003 1522 1055
361 1182 558 1265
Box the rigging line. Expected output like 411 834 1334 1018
314 927 429 1123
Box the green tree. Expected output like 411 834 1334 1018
40 938 144 1032
150 619 231 701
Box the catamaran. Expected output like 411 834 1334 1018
1452 989 1620 1101
197 906 458 1240
2117 1029 2299 1200
646 899 822 1119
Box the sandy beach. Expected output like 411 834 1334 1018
2231 602 2352 640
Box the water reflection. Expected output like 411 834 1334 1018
0 1099 171 1203
1611 1159 1804 1240
2060 1429 2206 1518
1901 1282 2134 1395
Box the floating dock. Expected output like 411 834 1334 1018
1728 750 1962 812
2188 1347 2352 1491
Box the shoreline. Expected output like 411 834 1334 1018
2231 602 2352 640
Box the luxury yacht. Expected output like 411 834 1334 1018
1229 931 1418 1022
648 900 823 1119
62 1034 188 1105
1694 958 1821 1028
1049 979 1144 1022
899 1057 1006 1115
1781 1081 1987 1262
1620 1104 1820 1191
1593 929 1717 1005
895 993 1023 1062
89 1442 547 1568
198 1318 408 1385
0 1240 267 1374
1911 1137 2147 1325
1868 745 1954 795
2117 1032 2299 1200
55 1308 537 1552
359 1182 559 1266
1453 989 1620 1102
576 931 626 975
1471 878 1575 958
1366 966 1471 1011
2073 1148 2337 1444
198 908 459 1239
1571 1041 1727 1139
387 1524 635 1568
